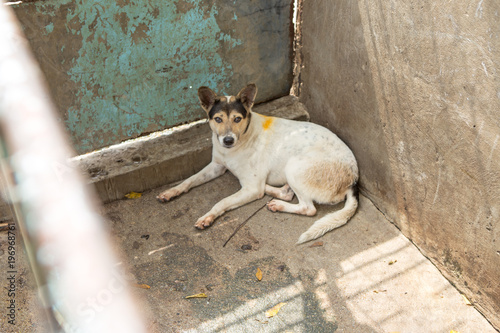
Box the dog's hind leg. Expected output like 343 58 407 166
266 195 317 216
266 159 318 215
265 184 294 201
296 186 358 244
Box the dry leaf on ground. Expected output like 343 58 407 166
133 283 151 289
125 191 142 199
309 241 324 248
265 302 287 318
256 267 263 281
185 293 207 299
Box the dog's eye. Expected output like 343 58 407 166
234 117 242 123
214 117 223 123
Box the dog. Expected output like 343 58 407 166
157 84 359 244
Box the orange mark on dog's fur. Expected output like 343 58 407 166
262 116 274 130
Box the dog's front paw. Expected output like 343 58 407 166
266 199 284 212
157 188 182 203
194 215 215 229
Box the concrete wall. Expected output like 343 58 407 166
299 0 500 328
13 0 293 154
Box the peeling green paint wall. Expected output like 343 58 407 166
14 0 293 154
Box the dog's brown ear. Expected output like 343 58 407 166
236 83 258 110
198 86 217 113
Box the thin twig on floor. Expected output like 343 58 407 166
223 201 268 248
148 243 175 255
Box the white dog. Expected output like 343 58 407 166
158 84 359 244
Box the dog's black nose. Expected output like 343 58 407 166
223 136 235 146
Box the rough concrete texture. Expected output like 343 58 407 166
299 0 500 329
13 0 293 154
5 172 497 332
73 96 309 203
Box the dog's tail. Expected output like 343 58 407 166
297 185 359 244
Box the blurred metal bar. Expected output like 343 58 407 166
0 4 147 333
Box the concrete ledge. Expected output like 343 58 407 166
73 96 309 203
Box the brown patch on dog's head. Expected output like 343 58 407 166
197 84 257 118
197 84 258 148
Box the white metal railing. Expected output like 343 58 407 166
0 4 147 332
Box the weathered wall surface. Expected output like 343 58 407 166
300 0 500 328
13 0 293 154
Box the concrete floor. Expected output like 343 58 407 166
1 172 498 332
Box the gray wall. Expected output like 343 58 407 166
300 0 500 328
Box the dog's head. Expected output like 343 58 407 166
198 84 257 149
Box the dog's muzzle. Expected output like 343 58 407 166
222 136 235 148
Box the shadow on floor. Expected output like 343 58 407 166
100 172 495 333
